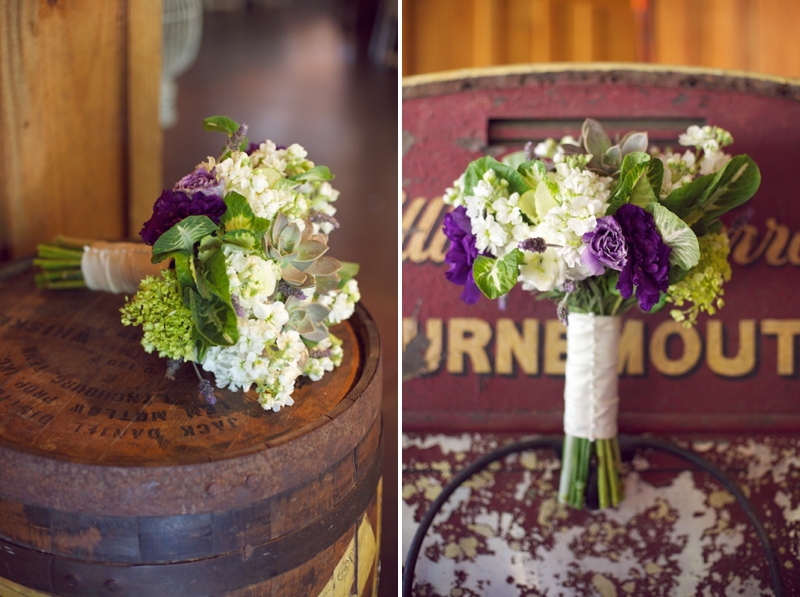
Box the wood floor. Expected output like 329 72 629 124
163 2 398 593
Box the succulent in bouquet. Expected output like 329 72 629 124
442 119 760 508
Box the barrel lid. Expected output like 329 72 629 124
0 264 381 515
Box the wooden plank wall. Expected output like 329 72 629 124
0 0 162 262
403 0 800 79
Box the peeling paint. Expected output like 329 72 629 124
404 433 795 595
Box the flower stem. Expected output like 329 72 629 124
596 439 609 509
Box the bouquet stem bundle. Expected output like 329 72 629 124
34 236 92 289
559 435 624 509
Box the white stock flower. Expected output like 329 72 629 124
304 334 344 381
200 320 307 412
519 247 565 292
317 279 361 325
224 245 280 316
460 170 535 257
536 163 612 271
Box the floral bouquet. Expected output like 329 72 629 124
442 119 760 509
35 116 360 412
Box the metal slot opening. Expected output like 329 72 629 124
488 117 707 150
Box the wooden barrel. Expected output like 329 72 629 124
0 260 382 597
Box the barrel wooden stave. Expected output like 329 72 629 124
0 267 382 596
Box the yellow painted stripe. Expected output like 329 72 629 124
0 576 51 597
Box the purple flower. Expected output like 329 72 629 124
174 167 224 197
581 215 628 275
140 188 227 245
198 379 217 405
614 204 671 312
443 206 482 304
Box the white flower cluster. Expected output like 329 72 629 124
224 244 280 317
464 170 533 257
523 163 613 289
202 143 337 226
303 334 344 381
318 278 361 325
678 125 733 176
652 147 696 197
200 311 306 412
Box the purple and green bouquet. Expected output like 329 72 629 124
35 116 361 413
442 119 760 508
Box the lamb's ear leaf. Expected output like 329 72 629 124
473 249 523 300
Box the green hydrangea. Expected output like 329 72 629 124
120 270 195 361
667 232 732 327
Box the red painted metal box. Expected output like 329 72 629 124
402 65 800 433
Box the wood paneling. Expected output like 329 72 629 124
404 0 800 81
0 1 162 261
403 0 637 76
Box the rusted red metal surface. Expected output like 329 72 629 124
402 65 800 433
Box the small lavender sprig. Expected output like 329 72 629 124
309 210 340 230
227 124 249 154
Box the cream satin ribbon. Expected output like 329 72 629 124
563 313 621 441
81 241 167 294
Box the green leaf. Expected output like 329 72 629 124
607 152 651 214
463 156 532 197
204 248 232 304
646 158 663 200
152 216 219 260
275 178 299 191
337 261 359 286
668 265 690 285
203 116 240 135
172 253 194 302
660 173 715 217
517 159 548 189
647 203 700 270
628 158 663 209
691 155 761 228
500 151 527 170
473 249 523 300
289 165 334 182
221 229 262 252
220 191 270 234
188 289 239 347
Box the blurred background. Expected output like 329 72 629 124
1 0 397 593
402 0 800 79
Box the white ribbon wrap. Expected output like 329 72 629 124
81 241 166 294
563 313 621 441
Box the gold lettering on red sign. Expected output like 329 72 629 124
447 318 493 374
403 317 798 379
761 320 800 375
706 320 757 377
495 319 539 375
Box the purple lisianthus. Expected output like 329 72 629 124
614 204 671 311
443 206 482 304
174 167 224 197
581 215 628 275
140 188 227 246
